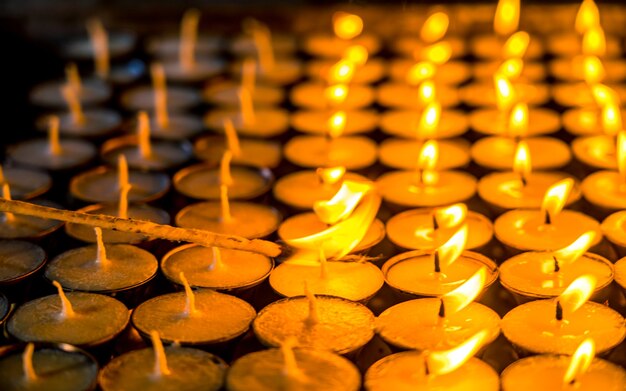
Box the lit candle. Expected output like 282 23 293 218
581 131 626 211
0 185 62 240
470 99 560 137
306 45 385 84
552 55 616 107
292 109 378 136
291 82 375 109
562 84 626 136
572 116 623 171
602 212 626 257
380 105 468 139
0 165 51 200
378 73 461 109
231 19 297 57
471 136 571 171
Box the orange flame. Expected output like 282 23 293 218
575 0 600 35
601 103 622 136
436 224 468 270
591 84 620 107
551 231 597 270
313 180 370 225
417 102 441 139
541 178 574 224
333 12 363 40
557 275 596 317
325 84 349 106
316 166 346 186
494 0 520 36
425 330 489 376
513 140 531 181
343 45 369 66
618 131 626 177
420 12 449 43
563 338 596 384
327 111 347 139
503 31 530 59
441 267 487 316
494 73 516 112
418 80 436 105
508 102 528 138
583 56 605 84
434 203 468 229
421 42 452 65
497 58 524 79
417 140 439 186
582 26 606 57
407 62 436 86
329 59 355 84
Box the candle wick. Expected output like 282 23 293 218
303 281 319 326
179 272 197 317
555 300 563 321
520 174 527 187
553 256 560 273
94 227 108 266
22 343 37 382
433 250 441 273
48 115 62 156
432 214 439 230
150 330 171 378
438 299 446 318
424 357 431 376
52 280 75 319
544 210 552 225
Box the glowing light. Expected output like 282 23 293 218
425 330 489 376
583 56 605 84
313 180 370 225
436 224 468 271
327 111 347 139
407 62 436 86
494 0 520 36
328 59 355 84
591 84 620 107
582 26 606 57
343 45 369 66
601 103 622 136
563 338 596 385
575 0 600 35
417 102 441 139
618 131 626 178
552 231 597 269
513 140 531 182
418 80 436 105
434 203 468 229
541 178 574 224
316 166 346 186
441 267 487 316
333 12 363 40
503 31 530 59
508 102 528 138
557 275 596 317
494 73 516 112
420 12 449 43
497 58 523 79
325 84 349 106
417 140 439 186
421 41 452 65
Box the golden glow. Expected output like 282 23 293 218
513 140 531 181
441 267 487 316
553 231 597 268
564 338 596 385
436 224 468 270
425 330 489 376
329 59 355 84
494 73 516 112
333 12 363 40
557 275 596 316
618 131 626 177
417 140 439 186
418 80 436 105
494 0 520 36
343 45 369 66
503 31 530 58
421 41 452 65
583 56 605 84
406 62 436 86
316 166 346 186
417 102 441 139
420 12 449 43
327 111 347 139
325 84 349 106
497 58 523 79
541 178 574 223
314 180 370 225
582 26 606 57
434 203 468 229
591 84 620 107
601 103 622 136
508 102 529 138
575 0 600 35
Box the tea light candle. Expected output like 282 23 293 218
120 86 201 113
204 107 289 138
131 277 256 346
45 227 158 293
377 81 460 109
461 80 550 108
98 331 227 391
229 57 302 86
30 65 111 108
495 179 602 252
550 57 626 83
7 283 129 347
473 60 546 82
563 107 626 136
230 21 296 56
365 331 499 391
161 244 273 292
388 59 471 86
193 134 281 169
37 109 122 140
581 148 626 211
377 268 501 351
291 110 378 136
284 134 378 170
553 83 626 108
0 240 46 287
471 136 571 171
204 80 284 107
392 11 465 59
226 346 360 391
602 212 626 255
0 343 99 391
0 165 51 200
501 275 626 355
291 82 375 109
379 138 470 170
63 20 135 61
306 58 386 84
380 108 469 139
470 106 560 137
253 293 375 354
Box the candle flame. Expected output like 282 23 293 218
420 12 449 43
313 180 370 225
425 330 489 376
494 73 516 112
329 59 355 84
22 343 37 382
591 84 620 107
224 118 242 158
618 131 626 177
582 26 606 57
48 115 62 156
220 150 233 187
513 140 531 181
333 12 363 40
137 111 152 158
343 44 369 66
436 224 468 270
541 178 574 224
407 62 436 86
575 0 600 35
441 267 487 316
557 275 596 317
316 166 346 186
551 231 597 271
418 80 436 105
325 84 349 106
417 102 441 139
497 58 524 79
583 56 605 84
564 338 596 385
65 63 82 94
421 42 452 65
86 18 109 78
601 103 622 136
503 31 530 59
434 203 468 229
417 140 439 186
180 9 200 71
328 111 347 139
494 0 520 36
508 102 528 138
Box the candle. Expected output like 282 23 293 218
37 109 122 140
204 79 284 107
230 20 296 57
377 80 460 109
388 59 470 86
291 82 375 109
284 134 378 171
226 345 361 391
303 12 380 58
63 19 136 61
377 268 501 351
253 293 375 354
161 244 273 292
602 211 626 256
365 330 500 391
0 165 51 200
291 110 378 136
581 132 626 211
495 179 602 252
473 60 546 82
193 134 281 170
204 107 289 138
30 64 111 108
0 343 99 391
380 106 469 139
563 104 626 137
0 240 46 288
471 136 571 171
501 275 626 355
7 283 129 348
98 331 227 391
306 57 386 84
379 138 470 170
470 102 560 137
120 85 201 113
501 338 626 391
131 277 256 347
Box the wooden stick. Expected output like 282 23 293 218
0 199 281 257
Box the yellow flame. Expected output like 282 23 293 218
508 102 528 138
557 275 596 316
325 84 349 106
434 203 468 229
618 131 626 177
436 224 468 270
497 58 524 79
407 62 436 86
591 84 620 107
564 338 596 384
575 0 600 35
417 140 439 185
420 12 449 43
503 31 530 59
418 80 436 105
343 45 369 66
421 42 452 65
582 26 606 57
425 330 489 376
417 102 441 139
583 56 605 84
313 180 370 225
601 103 622 136
441 267 487 316
494 73 516 112
551 231 596 269
333 12 363 40
327 111 347 139
541 178 574 223
494 0 520 36
316 166 346 186
329 59 355 84
513 140 531 180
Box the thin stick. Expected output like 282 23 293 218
0 199 281 257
